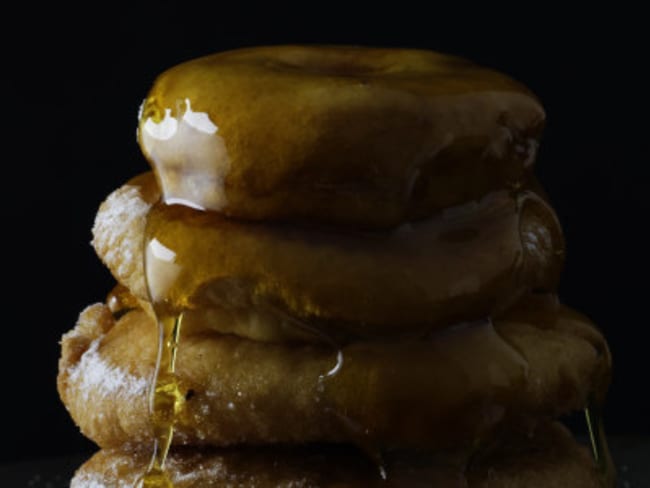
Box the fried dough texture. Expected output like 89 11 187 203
92 173 564 334
58 300 609 450
71 420 607 487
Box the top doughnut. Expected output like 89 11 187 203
138 45 545 227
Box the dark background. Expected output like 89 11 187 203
3 4 647 462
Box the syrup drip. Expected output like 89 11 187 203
585 404 616 487
138 313 184 487
138 203 188 487
317 318 529 483
270 302 345 376
128 191 606 486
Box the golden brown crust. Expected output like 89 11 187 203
467 420 611 487
64 46 617 488
138 45 544 227
71 421 608 487
58 304 151 446
58 301 609 450
92 173 564 334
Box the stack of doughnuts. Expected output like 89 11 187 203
58 46 614 487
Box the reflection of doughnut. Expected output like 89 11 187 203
92 173 564 334
71 421 603 487
58 300 609 450
138 45 545 227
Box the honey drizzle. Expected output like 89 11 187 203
584 404 616 487
128 191 610 486
138 202 187 487
139 313 184 487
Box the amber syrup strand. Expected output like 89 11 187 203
139 312 184 487
584 402 616 487
138 201 188 488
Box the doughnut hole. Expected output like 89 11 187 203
265 49 388 77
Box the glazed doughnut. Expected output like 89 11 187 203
71 421 605 487
138 45 544 227
58 300 609 450
91 173 564 335
57 45 619 487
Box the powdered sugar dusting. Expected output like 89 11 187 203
67 338 147 402
71 471 136 488
92 184 151 298
172 461 225 483
71 475 126 488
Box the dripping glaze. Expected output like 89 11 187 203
133 96 610 486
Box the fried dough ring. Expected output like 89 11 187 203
58 301 609 450
71 421 607 487
138 45 544 227
92 173 564 335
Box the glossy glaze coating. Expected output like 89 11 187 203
95 172 567 334
58 298 610 451
138 45 544 227
62 45 614 487
73 420 608 488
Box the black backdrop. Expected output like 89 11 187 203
3 3 647 461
